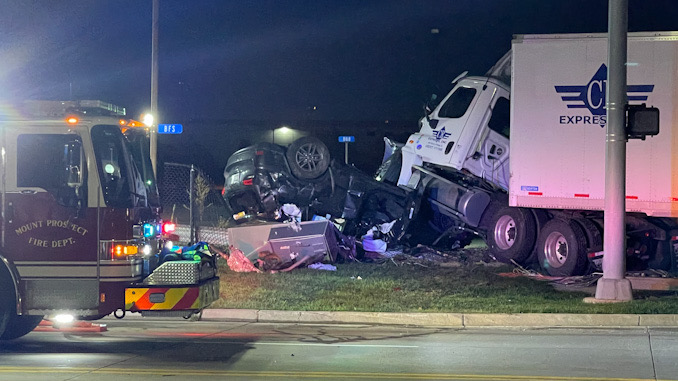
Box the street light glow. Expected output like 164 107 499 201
142 113 154 127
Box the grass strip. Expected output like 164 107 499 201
213 260 678 314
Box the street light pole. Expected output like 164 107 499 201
150 0 159 176
595 0 632 301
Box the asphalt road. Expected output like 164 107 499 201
0 319 676 381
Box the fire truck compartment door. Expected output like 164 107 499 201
125 277 219 312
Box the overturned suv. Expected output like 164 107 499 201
223 137 411 237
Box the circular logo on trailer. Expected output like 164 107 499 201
416 144 422 150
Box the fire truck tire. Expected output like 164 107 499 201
487 206 537 264
0 267 14 339
0 302 9 340
0 315 43 340
536 218 588 276
286 137 330 179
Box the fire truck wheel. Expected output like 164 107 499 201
536 218 588 276
0 315 43 340
487 206 537 264
0 302 9 340
0 267 14 338
286 137 330 179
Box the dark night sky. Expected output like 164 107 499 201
3 0 678 122
2 1 678 178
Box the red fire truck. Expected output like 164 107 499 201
0 101 219 340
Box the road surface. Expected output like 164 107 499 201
0 318 676 380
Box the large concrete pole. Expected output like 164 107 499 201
150 0 159 176
595 0 632 301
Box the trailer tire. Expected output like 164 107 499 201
487 206 537 264
536 219 588 276
648 240 672 271
286 137 330 179
0 315 43 340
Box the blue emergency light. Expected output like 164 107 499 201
143 223 155 238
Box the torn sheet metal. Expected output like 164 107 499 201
227 220 356 272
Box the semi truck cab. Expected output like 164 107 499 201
399 65 511 191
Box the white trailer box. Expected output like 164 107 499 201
510 32 678 217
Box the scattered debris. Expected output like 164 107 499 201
225 246 261 273
281 203 302 232
308 263 337 271
226 219 357 273
361 220 397 255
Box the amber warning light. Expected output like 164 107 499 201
112 244 138 257
65 116 79 125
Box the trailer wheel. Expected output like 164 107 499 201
0 315 43 340
487 206 537 264
536 219 588 276
286 137 330 179
648 240 672 271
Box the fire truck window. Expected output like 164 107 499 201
17 134 75 189
91 125 132 208
17 134 85 207
437 87 477 119
488 97 510 138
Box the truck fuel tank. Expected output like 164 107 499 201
415 166 491 227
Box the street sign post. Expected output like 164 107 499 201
338 136 355 164
158 124 183 134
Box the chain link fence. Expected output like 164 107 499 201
159 162 231 246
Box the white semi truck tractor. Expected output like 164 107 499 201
391 32 675 276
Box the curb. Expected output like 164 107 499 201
200 309 678 328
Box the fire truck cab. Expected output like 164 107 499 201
0 101 219 340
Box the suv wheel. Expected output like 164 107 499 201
286 137 330 179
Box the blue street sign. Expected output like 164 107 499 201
338 136 355 143
158 124 183 134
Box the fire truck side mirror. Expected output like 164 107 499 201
64 140 84 188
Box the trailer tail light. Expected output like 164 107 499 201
162 222 176 234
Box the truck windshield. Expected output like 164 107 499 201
124 129 161 208
91 125 134 208
438 87 477 118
